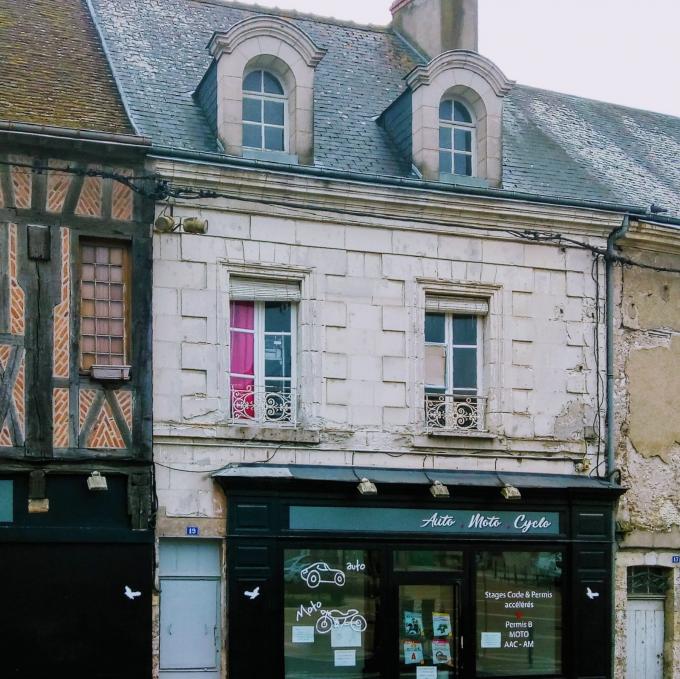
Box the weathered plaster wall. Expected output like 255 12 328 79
614 244 680 679
615 552 680 679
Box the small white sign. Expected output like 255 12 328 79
480 632 502 648
292 626 315 643
416 667 438 679
334 649 356 667
331 625 362 648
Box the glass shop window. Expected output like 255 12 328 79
476 551 563 677
284 548 380 679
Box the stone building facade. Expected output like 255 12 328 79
613 226 680 679
85 0 680 677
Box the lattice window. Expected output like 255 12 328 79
439 99 475 177
80 241 130 370
627 566 668 596
242 70 287 152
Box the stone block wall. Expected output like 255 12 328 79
152 198 606 522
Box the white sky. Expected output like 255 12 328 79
235 0 680 117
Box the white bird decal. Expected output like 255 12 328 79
124 585 141 600
586 587 600 600
244 586 260 600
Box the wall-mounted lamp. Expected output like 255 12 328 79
153 214 177 233
429 480 450 499
28 470 49 513
500 484 521 501
154 205 178 233
357 477 377 496
182 217 209 234
87 471 108 492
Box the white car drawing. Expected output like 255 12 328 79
300 562 346 588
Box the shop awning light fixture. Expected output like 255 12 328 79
500 483 521 500
357 477 377 496
429 480 450 499
87 471 108 492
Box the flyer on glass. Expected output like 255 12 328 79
432 639 452 664
432 612 452 637
404 611 424 637
404 640 424 665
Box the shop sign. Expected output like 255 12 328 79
0 480 12 523
290 506 560 536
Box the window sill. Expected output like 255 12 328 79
89 365 131 382
243 149 299 165
218 424 320 444
426 429 496 440
439 172 489 189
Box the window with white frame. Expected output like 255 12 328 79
242 70 287 152
438 99 475 177
424 296 487 432
229 278 299 424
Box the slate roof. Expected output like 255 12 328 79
0 0 132 134
88 0 680 217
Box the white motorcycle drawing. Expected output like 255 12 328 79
315 608 367 634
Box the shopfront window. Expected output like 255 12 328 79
284 548 380 679
476 551 563 677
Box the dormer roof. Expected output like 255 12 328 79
87 0 680 219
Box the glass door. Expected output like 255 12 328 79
398 582 461 679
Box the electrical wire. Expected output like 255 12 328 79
1 157 679 275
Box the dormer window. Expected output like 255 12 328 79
207 15 326 165
242 70 287 152
439 99 474 177
404 51 513 186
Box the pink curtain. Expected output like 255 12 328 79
230 301 254 330
230 302 255 417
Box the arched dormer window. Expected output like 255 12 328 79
207 16 326 165
242 70 287 152
439 99 474 177
405 51 513 186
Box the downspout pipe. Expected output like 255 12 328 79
605 212 629 679
605 213 629 478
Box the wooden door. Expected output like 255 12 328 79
626 598 664 679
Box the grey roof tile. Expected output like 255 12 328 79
89 0 680 217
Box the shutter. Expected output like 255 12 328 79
229 277 301 302
425 296 488 315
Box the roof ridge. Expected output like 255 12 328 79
190 0 393 33
514 82 680 123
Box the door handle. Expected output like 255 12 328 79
167 624 172 636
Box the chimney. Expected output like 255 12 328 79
390 0 478 58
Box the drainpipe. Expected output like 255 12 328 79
605 213 629 679
605 213 629 478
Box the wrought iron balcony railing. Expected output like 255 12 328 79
230 386 296 425
425 393 487 433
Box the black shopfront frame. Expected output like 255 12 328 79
222 476 621 679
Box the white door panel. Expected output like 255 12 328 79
626 598 664 679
